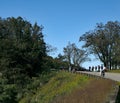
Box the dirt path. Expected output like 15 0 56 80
53 79 114 103
77 71 120 82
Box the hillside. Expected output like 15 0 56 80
108 69 120 73
19 71 116 103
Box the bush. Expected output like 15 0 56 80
0 84 17 103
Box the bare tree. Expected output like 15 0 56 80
63 42 89 71
63 42 73 71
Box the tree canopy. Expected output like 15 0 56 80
79 21 120 69
0 17 47 81
63 42 89 71
0 16 70 103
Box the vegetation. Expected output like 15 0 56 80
63 42 89 71
53 78 116 103
0 16 46 103
108 69 120 73
0 16 120 103
0 16 46 79
79 21 120 70
19 71 89 103
0 16 68 103
19 71 116 103
116 82 120 103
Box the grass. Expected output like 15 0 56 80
19 71 116 103
52 79 116 103
31 71 90 103
108 69 120 73
19 71 90 103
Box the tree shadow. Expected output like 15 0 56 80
115 86 120 103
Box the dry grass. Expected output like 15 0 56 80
52 79 116 103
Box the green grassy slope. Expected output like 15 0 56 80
19 71 117 103
108 69 120 73
19 71 90 103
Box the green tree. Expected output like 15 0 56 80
54 54 68 70
0 16 46 84
79 21 120 69
0 16 47 103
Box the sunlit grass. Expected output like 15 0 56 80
117 82 120 86
108 69 120 73
19 71 116 103
53 79 116 103
32 71 89 103
19 71 90 103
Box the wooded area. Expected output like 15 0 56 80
0 17 68 103
80 21 120 70
0 17 120 102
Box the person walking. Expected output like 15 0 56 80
101 66 106 77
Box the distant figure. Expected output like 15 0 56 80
98 65 100 72
92 66 94 71
101 65 103 70
101 66 106 77
89 66 91 71
95 66 97 71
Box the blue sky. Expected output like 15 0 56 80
1 0 120 69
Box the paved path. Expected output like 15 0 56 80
77 71 120 82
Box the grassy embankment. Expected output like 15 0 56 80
19 71 116 103
108 69 120 73
107 68 120 102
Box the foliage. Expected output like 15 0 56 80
115 84 120 103
17 71 56 102
1 16 119 103
54 54 68 70
0 16 72 103
0 17 46 80
41 56 68 71
63 42 89 71
79 21 120 69
0 77 17 103
0 16 47 103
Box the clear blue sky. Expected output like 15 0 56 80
1 0 120 69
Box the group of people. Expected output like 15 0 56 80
89 65 103 72
89 65 107 77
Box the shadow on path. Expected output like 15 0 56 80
116 86 120 103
